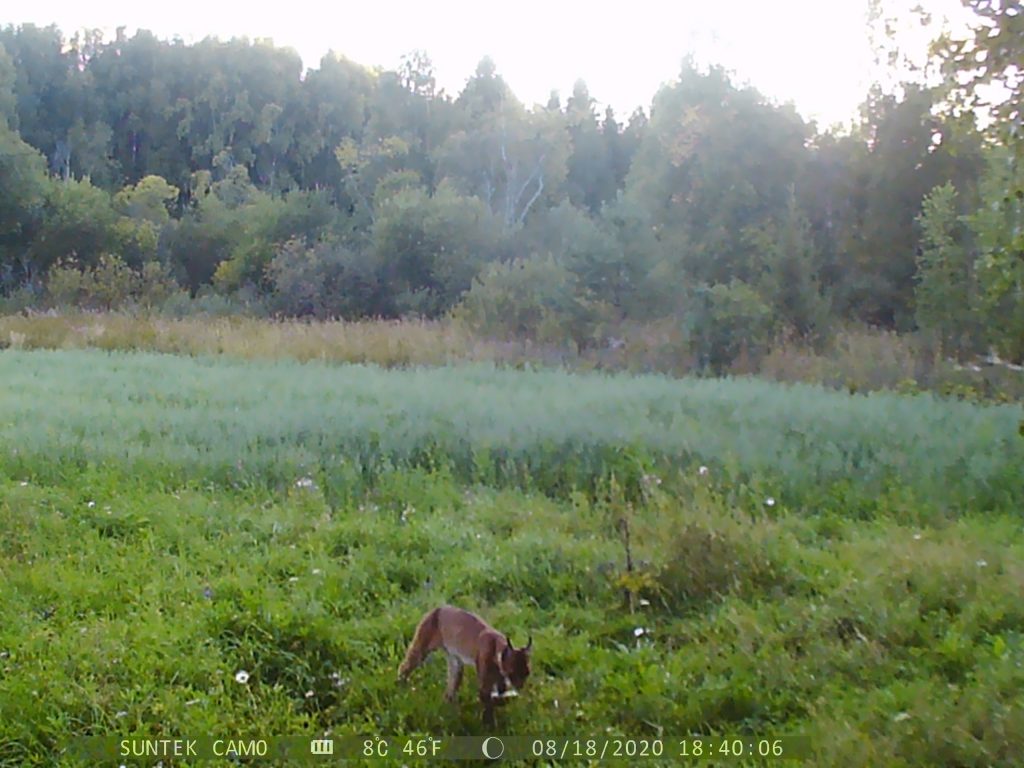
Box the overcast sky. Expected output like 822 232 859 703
7 0 975 129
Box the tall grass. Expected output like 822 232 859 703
761 326 1024 402
0 312 483 367
6 312 1023 403
1 349 1021 515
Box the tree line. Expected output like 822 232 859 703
0 6 1021 368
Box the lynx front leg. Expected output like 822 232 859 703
477 664 497 726
445 656 464 703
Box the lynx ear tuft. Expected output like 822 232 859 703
525 635 533 652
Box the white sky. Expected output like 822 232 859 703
7 0 977 130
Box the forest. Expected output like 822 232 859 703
0 1 1021 377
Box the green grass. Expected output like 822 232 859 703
1 349 1021 516
1 349 1022 766
1 473 1021 767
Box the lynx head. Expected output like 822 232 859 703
501 635 533 690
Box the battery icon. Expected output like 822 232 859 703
310 739 334 755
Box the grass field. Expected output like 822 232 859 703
5 311 1023 405
0 349 1022 766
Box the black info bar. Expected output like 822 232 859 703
70 734 809 762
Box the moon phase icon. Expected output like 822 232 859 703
481 736 505 760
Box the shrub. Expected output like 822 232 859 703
371 182 504 318
89 254 140 310
0 284 42 314
761 326 922 392
31 178 123 273
454 255 587 346
689 280 775 372
654 517 795 611
136 261 181 308
44 258 92 307
160 287 269 319
267 238 376 319
45 256 181 311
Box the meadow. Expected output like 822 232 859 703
4 311 1023 404
0 348 1022 766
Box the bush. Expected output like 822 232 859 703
44 258 92 307
45 256 181 311
454 255 590 346
0 284 43 314
30 178 123 273
89 254 140 310
371 182 504 318
654 516 796 611
267 238 377 319
136 261 181 308
689 280 775 372
761 326 922 392
159 286 268 319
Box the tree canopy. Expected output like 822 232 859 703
0 11 1020 366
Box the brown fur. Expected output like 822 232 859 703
398 605 532 724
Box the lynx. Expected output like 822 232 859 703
398 605 532 724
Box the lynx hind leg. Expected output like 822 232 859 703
398 608 442 681
444 655 464 703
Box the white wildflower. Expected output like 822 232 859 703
329 672 348 688
893 712 911 722
235 670 250 684
87 501 95 508
312 568 322 576
305 690 315 699
976 559 988 568
912 533 922 540
698 466 709 476
633 627 646 637
638 598 651 607
295 477 317 490
764 497 776 507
